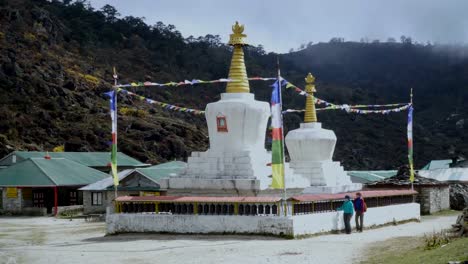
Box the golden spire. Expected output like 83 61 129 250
304 73 317 123
226 22 250 93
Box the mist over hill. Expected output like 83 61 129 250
0 0 467 169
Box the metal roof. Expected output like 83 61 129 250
421 160 452 170
418 168 468 182
136 161 185 182
79 161 186 191
114 190 417 203
347 170 397 183
0 151 149 168
78 170 132 191
291 189 418 202
146 161 186 169
115 196 282 203
0 158 109 187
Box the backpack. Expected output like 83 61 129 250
363 199 368 212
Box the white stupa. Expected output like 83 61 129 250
166 22 273 194
285 73 362 194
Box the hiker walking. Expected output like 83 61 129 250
354 192 366 232
337 195 354 234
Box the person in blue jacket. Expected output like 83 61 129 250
337 195 354 234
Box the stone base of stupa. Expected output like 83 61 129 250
289 160 362 194
164 149 272 192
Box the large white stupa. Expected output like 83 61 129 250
165 22 273 194
163 22 360 195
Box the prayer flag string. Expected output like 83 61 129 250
115 88 205 115
113 77 276 88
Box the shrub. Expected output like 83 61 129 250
84 74 99 84
424 230 451 250
23 32 37 42
120 107 147 117
53 145 64 152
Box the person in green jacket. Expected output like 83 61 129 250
337 195 354 234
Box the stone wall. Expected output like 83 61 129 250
106 203 420 237
82 190 139 214
2 188 23 213
57 205 83 216
417 186 450 215
21 207 47 216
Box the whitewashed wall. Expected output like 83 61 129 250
107 214 293 236
292 203 420 236
106 203 420 237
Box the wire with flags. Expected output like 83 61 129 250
283 78 410 111
113 77 276 88
283 104 411 114
116 87 205 115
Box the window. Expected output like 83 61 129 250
216 115 228 132
69 191 77 205
91 192 103 206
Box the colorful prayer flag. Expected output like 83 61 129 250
407 105 414 182
104 90 119 187
270 79 285 189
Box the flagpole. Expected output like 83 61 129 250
113 67 119 199
277 57 287 215
410 88 413 191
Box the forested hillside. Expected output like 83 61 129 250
0 0 467 169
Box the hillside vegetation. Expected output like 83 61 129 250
0 0 467 169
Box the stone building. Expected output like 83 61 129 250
366 167 450 215
0 151 149 214
0 157 109 215
80 161 185 214
418 159 468 210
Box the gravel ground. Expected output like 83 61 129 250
0 214 458 264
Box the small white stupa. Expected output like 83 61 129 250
285 73 362 194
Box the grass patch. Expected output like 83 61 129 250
424 209 462 218
360 236 468 264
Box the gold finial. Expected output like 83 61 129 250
304 72 317 123
228 21 247 46
232 21 244 34
226 22 250 93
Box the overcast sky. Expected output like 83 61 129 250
89 0 468 53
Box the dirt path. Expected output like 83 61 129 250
0 214 458 264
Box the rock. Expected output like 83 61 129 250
456 119 465 129
450 184 468 210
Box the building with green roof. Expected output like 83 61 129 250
0 151 150 171
0 157 109 215
79 161 186 214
